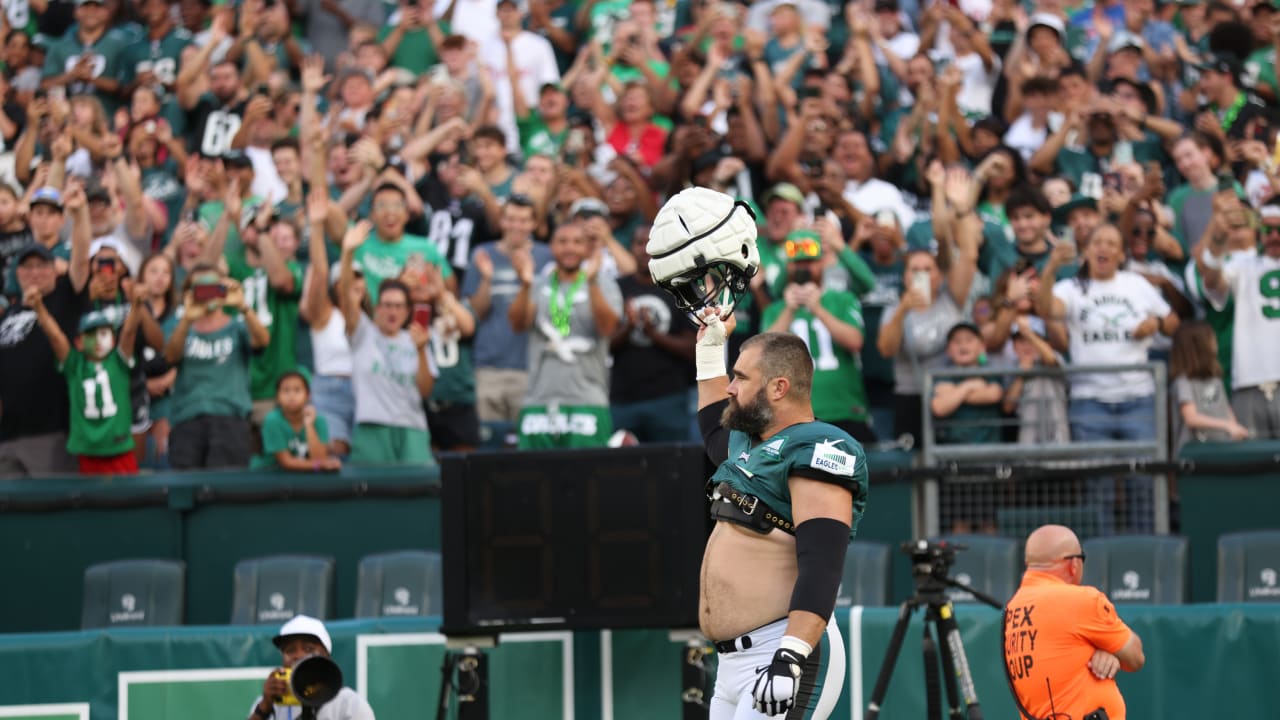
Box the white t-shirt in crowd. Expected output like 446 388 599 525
1004 112 1063 163
843 177 916 230
245 145 289 205
445 0 498 43
1053 270 1171 401
953 52 1000 118
479 30 560 153
1216 250 1280 389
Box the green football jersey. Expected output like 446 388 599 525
761 291 870 423
427 313 476 405
227 255 303 401
42 30 130 111
119 27 192 86
62 349 135 457
516 110 569 159
708 420 869 537
169 316 254 426
353 233 454 304
250 407 330 469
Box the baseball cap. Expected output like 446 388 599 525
1026 13 1065 39
30 186 63 210
691 150 725 175
761 182 805 209
569 197 609 219
874 0 900 12
1052 193 1098 226
946 321 983 343
784 229 823 261
84 181 111 204
539 82 565 95
14 243 54 265
273 615 333 654
89 237 126 260
77 311 113 334
75 0 105 6
1196 52 1243 80
1107 31 1145 55
222 149 254 168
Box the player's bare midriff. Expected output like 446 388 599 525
700 520 799 641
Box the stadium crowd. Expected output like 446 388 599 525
0 0 1277 477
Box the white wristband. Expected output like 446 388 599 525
1200 246 1224 271
695 314 728 381
695 342 727 380
779 635 813 659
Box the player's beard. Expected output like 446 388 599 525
722 386 773 437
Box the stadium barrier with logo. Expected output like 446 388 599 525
3 443 1280 718
0 607 1274 720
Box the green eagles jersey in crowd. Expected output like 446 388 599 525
62 349 134 457
761 291 870 424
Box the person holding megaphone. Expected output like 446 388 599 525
248 615 375 720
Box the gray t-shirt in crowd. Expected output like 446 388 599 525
523 266 623 408
1171 375 1233 453
1014 361 1070 445
303 0 385 67
349 313 435 430
881 286 964 395
463 240 554 370
250 686 376 720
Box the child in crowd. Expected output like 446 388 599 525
1169 321 1251 455
930 322 1003 445
251 370 341 471
1002 315 1069 444
28 289 143 474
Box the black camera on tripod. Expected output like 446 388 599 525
901 539 968 590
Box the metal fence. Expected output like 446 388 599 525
919 362 1170 539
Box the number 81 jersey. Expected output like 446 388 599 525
62 349 134 457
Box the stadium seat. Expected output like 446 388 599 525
231 555 335 624
1217 530 1280 603
835 540 892 607
479 421 518 449
81 559 186 629
1082 535 1188 604
355 550 443 618
938 535 1021 605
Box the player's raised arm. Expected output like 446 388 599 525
645 187 761 466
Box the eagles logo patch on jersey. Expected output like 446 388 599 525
810 439 856 477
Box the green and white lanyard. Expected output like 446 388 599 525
549 271 586 337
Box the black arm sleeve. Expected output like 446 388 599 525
788 517 851 622
698 399 730 465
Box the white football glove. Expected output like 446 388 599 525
751 636 811 716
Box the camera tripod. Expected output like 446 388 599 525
865 569 1002 720
435 639 492 720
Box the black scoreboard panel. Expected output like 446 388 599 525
441 445 707 634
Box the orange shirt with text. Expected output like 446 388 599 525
1005 570 1133 720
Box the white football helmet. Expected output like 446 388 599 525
646 187 759 322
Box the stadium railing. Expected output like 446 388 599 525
920 362 1169 538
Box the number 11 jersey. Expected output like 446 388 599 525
62 348 134 457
